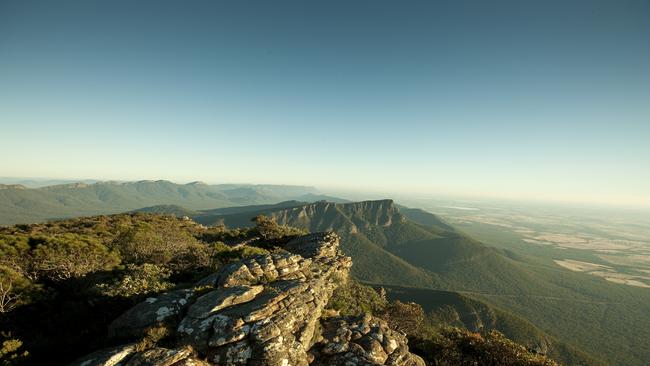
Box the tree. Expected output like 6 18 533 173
32 234 120 281
252 215 305 241
381 300 426 336
0 279 19 314
0 266 34 314
0 236 33 280
113 223 191 263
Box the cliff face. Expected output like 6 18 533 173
70 232 425 366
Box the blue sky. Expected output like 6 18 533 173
1 0 649 206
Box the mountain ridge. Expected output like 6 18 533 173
182 199 650 366
0 180 319 226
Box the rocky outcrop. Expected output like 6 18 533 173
109 289 195 338
311 314 425 366
71 232 423 366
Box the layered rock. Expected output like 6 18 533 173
310 314 425 366
70 232 423 366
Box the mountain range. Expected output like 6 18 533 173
1 180 649 365
140 199 650 366
0 180 319 225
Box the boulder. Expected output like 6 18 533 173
109 289 194 338
68 343 136 366
311 314 426 366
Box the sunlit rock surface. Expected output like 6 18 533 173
71 232 423 366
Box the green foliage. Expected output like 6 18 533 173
328 280 388 316
0 213 284 365
381 300 428 337
31 234 120 281
216 199 643 366
110 221 204 268
94 264 174 298
0 267 39 314
0 337 29 366
411 328 558 366
252 215 307 241
0 236 31 280
0 180 316 226
331 281 558 365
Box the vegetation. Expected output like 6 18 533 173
0 212 295 365
0 180 317 226
410 328 558 366
328 280 558 366
2 198 646 365
208 199 648 366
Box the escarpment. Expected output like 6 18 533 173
70 232 424 366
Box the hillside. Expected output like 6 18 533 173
0 180 317 225
379 285 605 366
0 215 557 366
197 199 650 366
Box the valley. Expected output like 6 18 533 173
169 198 650 366
1 181 649 365
399 197 650 290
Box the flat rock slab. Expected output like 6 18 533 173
109 289 195 338
187 285 264 319
68 343 136 366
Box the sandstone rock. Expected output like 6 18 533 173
109 289 194 338
311 314 425 366
124 347 192 366
68 343 136 366
75 232 421 366
187 286 264 319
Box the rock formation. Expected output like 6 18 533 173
70 232 424 366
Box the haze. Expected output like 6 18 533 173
1 0 649 207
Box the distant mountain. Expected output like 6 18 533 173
129 204 200 217
0 184 28 190
0 180 318 226
203 199 650 366
0 177 102 188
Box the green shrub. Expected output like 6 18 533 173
328 280 388 316
0 337 29 366
380 300 428 336
0 236 32 280
94 264 174 298
111 223 190 264
411 327 559 366
252 215 306 241
32 234 120 281
0 267 39 313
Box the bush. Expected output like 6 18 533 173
0 236 32 280
32 234 120 281
0 337 29 366
380 300 427 336
95 264 174 298
0 267 39 314
252 215 306 241
110 222 209 271
211 242 270 264
328 280 388 316
411 327 559 366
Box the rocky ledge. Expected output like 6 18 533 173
70 232 424 366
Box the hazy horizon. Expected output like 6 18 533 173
2 0 649 208
3 175 650 211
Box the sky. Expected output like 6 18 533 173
1 0 649 207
